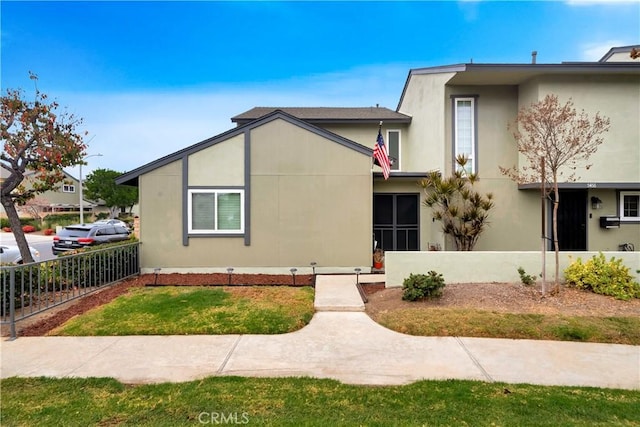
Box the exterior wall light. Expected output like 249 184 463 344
591 196 602 210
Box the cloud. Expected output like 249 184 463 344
59 63 409 178
579 40 628 60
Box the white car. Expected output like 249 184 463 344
0 245 41 264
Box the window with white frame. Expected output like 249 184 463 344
620 191 640 221
188 189 244 234
387 130 401 171
62 184 75 193
453 97 476 174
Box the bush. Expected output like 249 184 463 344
2 227 11 232
564 253 640 301
517 267 536 286
402 271 446 301
43 213 80 230
43 228 55 236
22 225 36 233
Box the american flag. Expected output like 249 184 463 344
373 127 391 180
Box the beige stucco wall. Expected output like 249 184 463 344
398 72 455 173
138 118 373 271
386 250 640 287
188 134 244 186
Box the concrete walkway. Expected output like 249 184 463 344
1 274 638 390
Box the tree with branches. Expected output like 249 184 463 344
500 94 610 294
1 73 87 263
83 168 138 218
420 155 494 251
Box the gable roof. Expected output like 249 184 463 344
397 61 640 111
599 45 640 62
116 110 374 187
231 106 412 126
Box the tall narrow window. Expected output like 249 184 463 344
387 130 401 171
453 97 476 174
188 189 244 234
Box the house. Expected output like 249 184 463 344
0 169 101 219
117 46 639 273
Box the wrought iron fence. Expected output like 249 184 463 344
1 242 140 339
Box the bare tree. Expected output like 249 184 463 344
19 196 51 226
500 94 610 294
420 155 494 251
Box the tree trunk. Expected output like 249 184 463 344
552 180 560 293
1 196 34 264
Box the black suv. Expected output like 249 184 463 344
53 223 131 255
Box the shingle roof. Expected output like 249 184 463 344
231 107 412 125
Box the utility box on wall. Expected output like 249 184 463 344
599 216 620 229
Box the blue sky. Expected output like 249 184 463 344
2 1 639 177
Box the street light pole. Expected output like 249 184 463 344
79 154 103 224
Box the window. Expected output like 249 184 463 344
62 184 75 193
453 97 476 174
188 189 244 234
620 191 640 221
387 130 401 171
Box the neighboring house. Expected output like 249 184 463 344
117 46 639 272
0 169 101 219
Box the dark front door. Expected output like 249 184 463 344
555 190 587 251
373 193 420 251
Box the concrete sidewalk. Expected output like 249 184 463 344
1 274 639 390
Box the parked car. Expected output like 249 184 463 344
93 219 131 230
0 245 41 264
52 223 131 255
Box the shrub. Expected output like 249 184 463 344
2 227 11 232
564 253 640 301
22 225 36 233
402 271 446 301
517 267 536 286
43 228 55 236
0 218 9 228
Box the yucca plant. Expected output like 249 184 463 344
420 156 494 251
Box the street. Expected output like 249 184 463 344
0 233 56 261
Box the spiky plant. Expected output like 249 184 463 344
420 156 494 251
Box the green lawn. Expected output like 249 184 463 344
372 308 640 345
50 286 315 336
1 377 638 426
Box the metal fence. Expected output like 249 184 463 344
1 242 140 339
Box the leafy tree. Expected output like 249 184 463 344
83 168 138 218
500 94 610 294
420 155 494 251
1 74 86 263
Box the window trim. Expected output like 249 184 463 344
451 95 478 174
619 191 640 222
387 129 401 171
62 184 76 193
187 188 245 234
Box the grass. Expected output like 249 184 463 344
373 308 640 345
50 286 315 336
1 377 639 426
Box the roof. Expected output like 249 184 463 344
599 45 640 62
231 106 412 125
397 61 640 111
116 110 374 187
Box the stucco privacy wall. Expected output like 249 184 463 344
137 117 373 271
385 251 640 287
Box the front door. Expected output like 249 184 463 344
555 190 587 251
373 193 420 251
